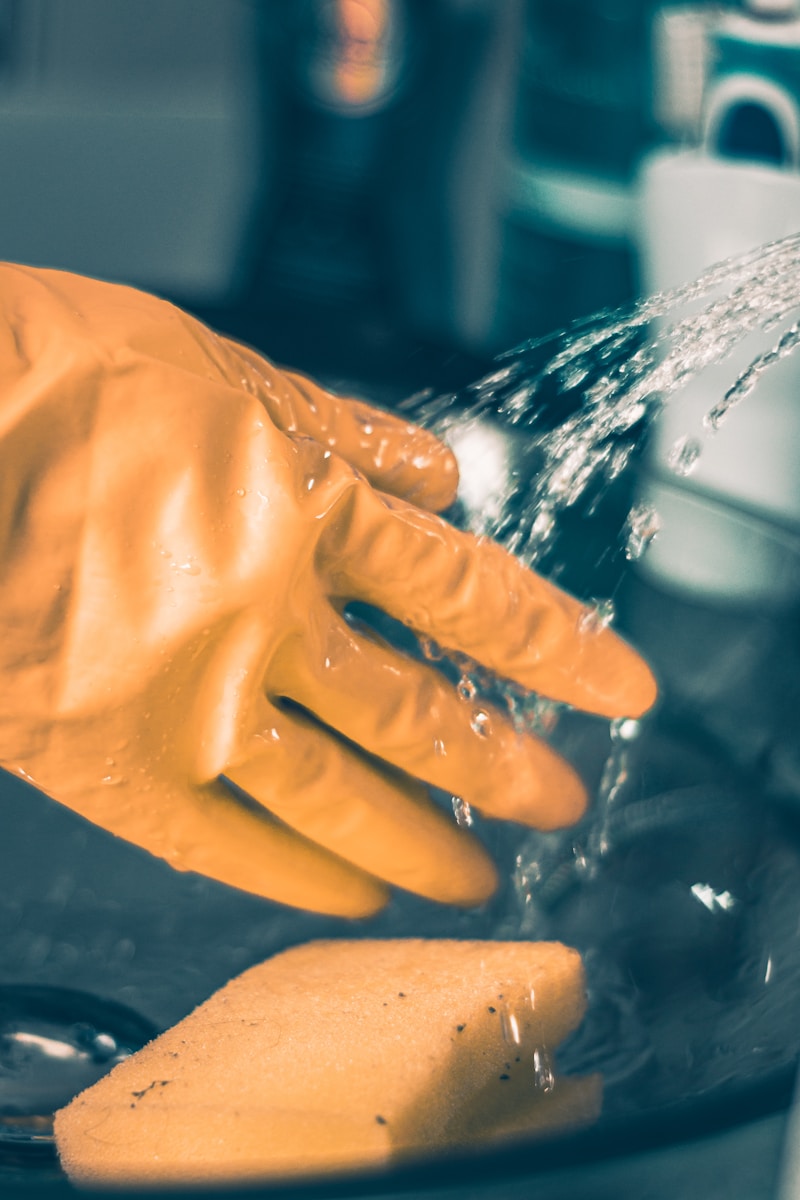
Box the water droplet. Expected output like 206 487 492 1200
524 697 559 737
457 675 477 703
172 559 201 576
610 716 641 742
433 737 446 757
305 476 316 491
470 709 491 738
625 503 661 560
420 637 444 662
609 444 633 480
667 434 702 476
451 796 473 827
500 1009 522 1045
235 488 247 498
533 1046 555 1093
578 597 615 635
531 506 555 544
572 846 590 874
517 856 542 892
101 775 124 787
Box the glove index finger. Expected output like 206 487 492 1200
324 487 657 720
282 371 459 513
224 337 458 513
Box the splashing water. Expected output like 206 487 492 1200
624 503 662 562
585 716 642 864
451 796 473 828
404 232 800 569
577 598 616 636
404 234 800 854
667 434 702 477
400 236 800 1126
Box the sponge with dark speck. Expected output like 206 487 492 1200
54 938 600 1187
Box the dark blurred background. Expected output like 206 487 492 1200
0 0 734 400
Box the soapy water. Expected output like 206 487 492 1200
396 232 800 1119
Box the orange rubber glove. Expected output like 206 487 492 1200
0 264 656 917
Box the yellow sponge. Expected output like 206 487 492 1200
54 939 600 1187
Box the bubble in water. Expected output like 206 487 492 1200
578 598 616 635
470 709 491 738
452 796 473 827
667 434 702 477
84 1031 120 1061
457 675 477 702
625 503 661 561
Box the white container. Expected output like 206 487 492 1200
635 147 800 607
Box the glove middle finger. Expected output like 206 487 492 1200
267 614 587 830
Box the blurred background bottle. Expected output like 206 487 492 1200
489 0 663 350
0 0 688 375
246 0 524 378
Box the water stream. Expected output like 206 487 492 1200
399 232 800 1118
405 231 800 568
